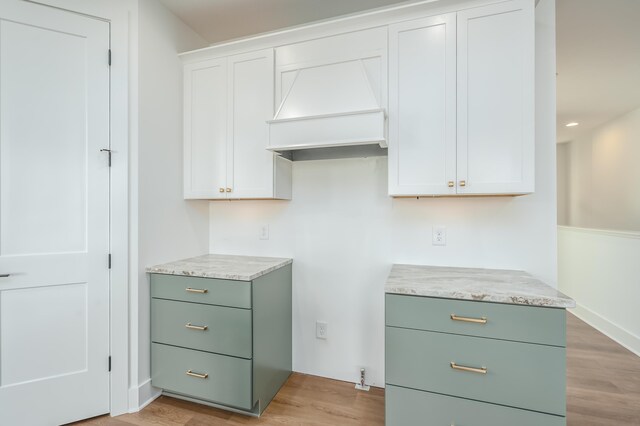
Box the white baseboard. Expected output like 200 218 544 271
569 304 640 357
128 378 162 413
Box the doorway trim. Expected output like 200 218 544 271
23 0 136 416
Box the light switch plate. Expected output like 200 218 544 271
259 225 269 240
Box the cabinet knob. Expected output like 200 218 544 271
459 180 466 187
219 188 224 193
226 188 232 193
448 181 455 188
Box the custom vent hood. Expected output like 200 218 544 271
267 28 387 158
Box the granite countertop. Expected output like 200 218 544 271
385 264 575 308
146 254 293 281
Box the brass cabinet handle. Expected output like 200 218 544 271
185 287 208 294
450 362 487 375
185 323 208 331
459 180 466 187
219 188 225 193
226 188 232 192
186 370 208 379
447 181 455 188
450 314 487 324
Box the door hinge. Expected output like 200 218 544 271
108 254 112 269
108 49 112 66
108 356 111 372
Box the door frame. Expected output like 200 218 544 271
23 0 135 416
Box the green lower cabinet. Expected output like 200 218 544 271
385 293 568 425
386 326 566 416
386 385 565 426
152 298 252 358
150 264 292 416
152 343 253 410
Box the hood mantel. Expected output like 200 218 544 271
268 27 388 157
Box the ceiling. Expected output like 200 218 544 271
556 0 640 143
159 0 412 45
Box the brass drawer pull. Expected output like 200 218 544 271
185 323 208 331
186 369 208 379
450 361 487 375
185 287 208 294
448 181 455 188
450 314 487 324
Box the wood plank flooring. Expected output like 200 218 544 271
76 313 640 425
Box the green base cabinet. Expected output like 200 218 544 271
150 264 292 416
385 294 568 425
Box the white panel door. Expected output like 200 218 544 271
0 1 110 425
388 14 457 196
184 58 228 199
227 49 275 199
457 0 535 195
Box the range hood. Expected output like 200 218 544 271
267 59 387 157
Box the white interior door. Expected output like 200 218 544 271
0 1 110 425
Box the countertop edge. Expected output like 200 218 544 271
145 258 293 281
384 287 576 309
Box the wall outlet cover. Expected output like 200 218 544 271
432 226 447 246
316 321 328 339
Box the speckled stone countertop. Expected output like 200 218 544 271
385 264 575 308
146 254 293 281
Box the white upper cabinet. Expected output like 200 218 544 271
388 14 457 196
389 0 534 196
184 58 227 199
183 49 291 200
457 0 534 195
182 0 534 199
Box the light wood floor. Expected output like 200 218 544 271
76 313 640 425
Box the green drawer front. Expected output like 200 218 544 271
151 343 253 410
151 274 251 309
151 298 252 359
386 385 565 426
386 294 566 347
386 326 566 416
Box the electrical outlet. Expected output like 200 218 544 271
259 225 269 240
316 321 328 339
432 226 446 246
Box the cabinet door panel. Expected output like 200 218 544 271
388 14 456 196
227 49 275 199
457 0 534 195
184 58 227 199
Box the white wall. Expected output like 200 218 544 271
558 106 640 231
556 142 569 225
208 0 558 387
559 226 640 356
133 0 209 406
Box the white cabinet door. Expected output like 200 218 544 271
388 14 457 196
457 0 535 195
184 58 228 199
0 1 109 424
227 49 276 198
